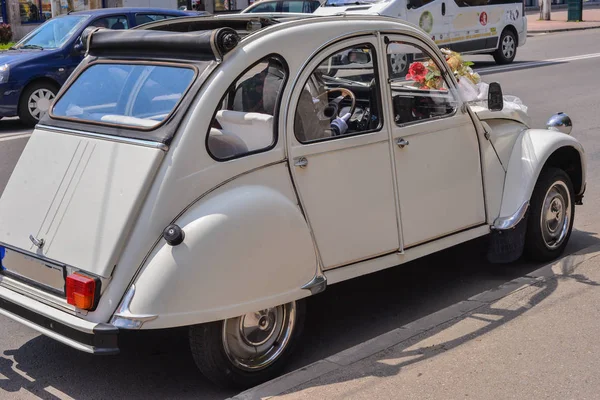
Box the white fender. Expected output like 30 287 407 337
124 184 318 329
495 128 586 228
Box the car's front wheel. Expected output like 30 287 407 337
493 29 517 65
388 53 412 78
18 81 59 127
524 167 575 262
189 299 306 389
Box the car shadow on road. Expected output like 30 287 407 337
0 230 598 399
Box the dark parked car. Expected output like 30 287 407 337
0 7 197 126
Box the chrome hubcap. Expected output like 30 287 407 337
540 181 571 250
222 302 296 371
28 88 55 120
502 35 515 59
390 53 408 74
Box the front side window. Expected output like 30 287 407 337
386 41 458 126
294 43 382 143
13 15 87 49
90 15 129 30
207 56 287 160
52 63 197 129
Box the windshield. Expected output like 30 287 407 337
14 15 88 50
51 63 198 130
323 0 386 6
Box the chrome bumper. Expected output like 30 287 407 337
0 284 119 355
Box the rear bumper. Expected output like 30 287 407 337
0 284 119 355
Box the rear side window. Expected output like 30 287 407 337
207 56 287 161
247 2 278 12
51 63 196 130
282 1 305 12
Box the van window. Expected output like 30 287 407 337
51 63 197 129
406 0 435 8
282 0 305 12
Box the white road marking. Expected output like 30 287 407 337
475 52 600 75
0 133 31 142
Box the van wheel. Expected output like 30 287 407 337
388 53 412 78
493 29 517 65
524 167 575 262
189 299 306 389
18 81 59 127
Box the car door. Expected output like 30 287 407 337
288 37 400 270
383 36 486 248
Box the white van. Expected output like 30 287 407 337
314 0 526 73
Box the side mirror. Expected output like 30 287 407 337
488 82 503 111
347 50 370 65
72 42 84 54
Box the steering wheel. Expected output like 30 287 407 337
316 88 356 120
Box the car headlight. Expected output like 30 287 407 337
546 112 572 135
0 64 9 84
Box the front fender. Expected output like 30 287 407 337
495 128 586 228
124 184 318 329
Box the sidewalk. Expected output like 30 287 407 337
233 244 600 400
528 7 600 32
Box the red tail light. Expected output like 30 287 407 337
66 273 99 310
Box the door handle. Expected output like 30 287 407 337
396 138 409 148
294 156 308 168
441 2 446 15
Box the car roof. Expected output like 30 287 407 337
68 7 192 17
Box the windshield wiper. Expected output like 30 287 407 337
20 44 44 50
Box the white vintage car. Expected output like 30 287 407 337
0 14 586 389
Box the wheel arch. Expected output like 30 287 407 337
494 129 586 229
19 76 61 101
118 183 319 330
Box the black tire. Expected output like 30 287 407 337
524 167 575 262
18 81 59 128
189 299 306 390
493 29 517 65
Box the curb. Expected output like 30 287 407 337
528 25 600 33
230 243 600 400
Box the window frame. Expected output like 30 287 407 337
293 41 384 145
385 39 459 128
48 59 199 132
205 54 289 162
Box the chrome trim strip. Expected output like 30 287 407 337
492 201 530 230
110 284 158 329
36 125 169 151
301 274 327 295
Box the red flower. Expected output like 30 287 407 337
406 62 427 83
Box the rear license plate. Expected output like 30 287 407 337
0 247 66 295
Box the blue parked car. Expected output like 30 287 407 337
0 7 200 127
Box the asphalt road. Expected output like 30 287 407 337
1 28 600 399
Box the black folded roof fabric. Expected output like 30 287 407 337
85 27 240 61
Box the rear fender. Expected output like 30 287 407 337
121 184 318 329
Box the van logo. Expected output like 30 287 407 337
29 234 45 249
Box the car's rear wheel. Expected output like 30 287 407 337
524 167 575 262
18 81 59 127
189 299 306 389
